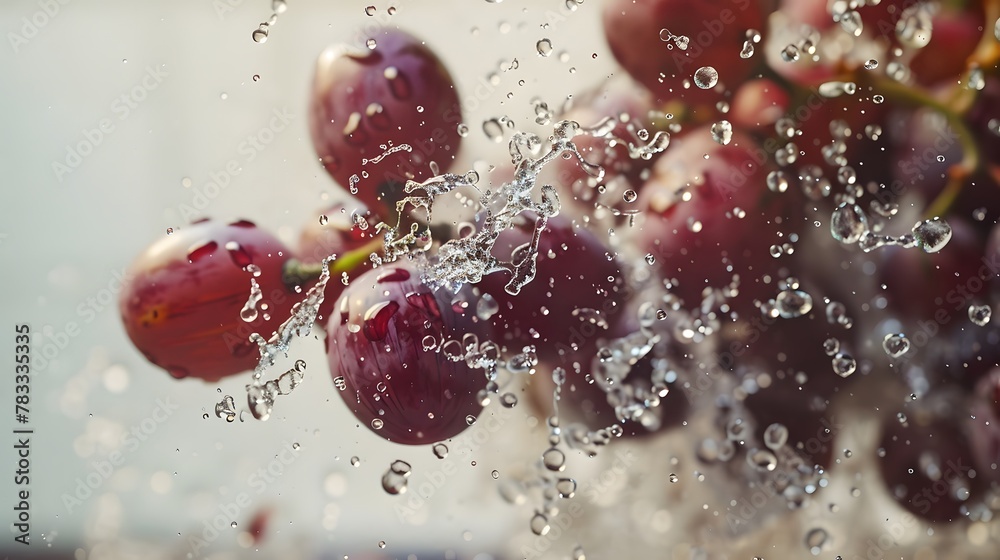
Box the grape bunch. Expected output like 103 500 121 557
118 1 1000 553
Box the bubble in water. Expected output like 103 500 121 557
763 423 789 450
669 473 679 483
693 66 719 89
272 0 287 14
365 5 376 15
912 218 952 253
774 289 813 318
864 58 879 70
530 512 550 536
536 39 553 57
711 120 733 145
839 10 863 36
333 376 347 391
740 40 755 59
645 253 656 265
832 352 856 378
882 333 910 357
366 38 377 49
969 304 992 326
432 443 449 459
350 456 361 467
623 189 638 203
371 418 384 430
500 392 519 408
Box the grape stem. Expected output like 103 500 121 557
281 237 385 289
862 75 981 219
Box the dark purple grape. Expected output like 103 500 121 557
326 263 490 444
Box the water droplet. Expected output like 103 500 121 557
542 447 565 471
693 66 719 89
781 44 800 62
371 418 384 430
864 58 879 70
432 443 449 459
830 203 869 244
350 456 361 467
832 352 857 378
536 38 553 57
711 120 733 145
805 527 829 554
457 123 469 137
365 5 376 16
251 26 268 44
818 81 857 98
381 460 411 495
366 38 377 49
882 333 910 357
483 118 505 142
823 338 840 356
555 477 576 498
530 512 550 536
644 253 656 265
500 392 519 408
378 540 386 549
766 170 789 193
969 304 992 326
763 423 789 450
774 289 813 318
912 218 952 253
747 448 778 472
669 473 679 483
739 40 754 59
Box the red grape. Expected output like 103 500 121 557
309 28 462 215
476 213 627 364
119 219 296 381
636 127 802 313
602 0 765 108
877 409 980 523
297 202 380 323
326 263 490 444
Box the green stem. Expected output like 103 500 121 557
282 237 385 289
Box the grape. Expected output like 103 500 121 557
968 369 1000 482
119 219 296 381
877 409 980 523
743 381 835 469
908 7 984 87
297 202 380 322
475 213 627 364
540 78 657 211
309 28 462 216
602 0 765 107
636 127 802 312
730 78 791 130
326 263 490 444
